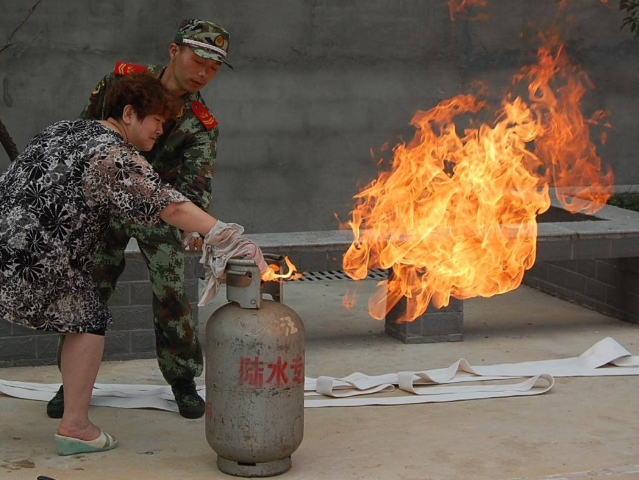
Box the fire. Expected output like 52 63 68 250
448 0 489 21
261 256 302 282
342 288 358 310
516 31 613 214
450 0 613 23
343 32 612 323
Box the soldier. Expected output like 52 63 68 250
47 18 231 419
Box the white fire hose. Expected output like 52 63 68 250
1 337 638 410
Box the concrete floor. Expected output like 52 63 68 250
2 280 639 480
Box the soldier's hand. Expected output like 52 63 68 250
182 231 204 252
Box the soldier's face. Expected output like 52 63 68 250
172 46 221 93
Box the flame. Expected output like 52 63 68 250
516 31 613 214
450 0 612 23
261 256 302 282
343 32 612 323
560 0 613 9
342 288 358 310
448 0 489 21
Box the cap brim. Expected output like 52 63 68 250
191 48 233 69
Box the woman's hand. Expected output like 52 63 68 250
203 221 268 273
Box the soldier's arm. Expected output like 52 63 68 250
79 72 114 120
173 126 218 211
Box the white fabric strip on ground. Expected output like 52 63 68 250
1 337 638 410
304 375 555 408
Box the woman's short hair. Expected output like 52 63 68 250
104 72 179 120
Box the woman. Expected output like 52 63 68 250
0 73 265 455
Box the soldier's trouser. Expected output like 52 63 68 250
58 220 203 386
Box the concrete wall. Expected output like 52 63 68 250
1 0 638 234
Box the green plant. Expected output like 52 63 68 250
608 190 639 211
620 0 639 39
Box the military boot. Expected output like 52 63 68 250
171 380 205 419
47 385 65 418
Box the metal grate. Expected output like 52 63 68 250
292 269 388 282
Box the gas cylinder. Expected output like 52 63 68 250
205 257 305 477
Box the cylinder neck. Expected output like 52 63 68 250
225 256 285 308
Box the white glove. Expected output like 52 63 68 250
197 221 268 306
203 221 268 272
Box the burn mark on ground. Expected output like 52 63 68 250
1 459 36 471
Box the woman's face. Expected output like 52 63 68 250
128 112 164 151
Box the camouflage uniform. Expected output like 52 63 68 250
79 63 219 386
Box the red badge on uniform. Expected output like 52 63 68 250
191 101 218 130
114 61 149 76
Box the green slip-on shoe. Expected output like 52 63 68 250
55 431 118 456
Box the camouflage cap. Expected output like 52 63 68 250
174 19 232 69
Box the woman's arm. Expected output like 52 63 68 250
160 200 268 273
159 201 218 236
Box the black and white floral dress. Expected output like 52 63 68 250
0 120 188 333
